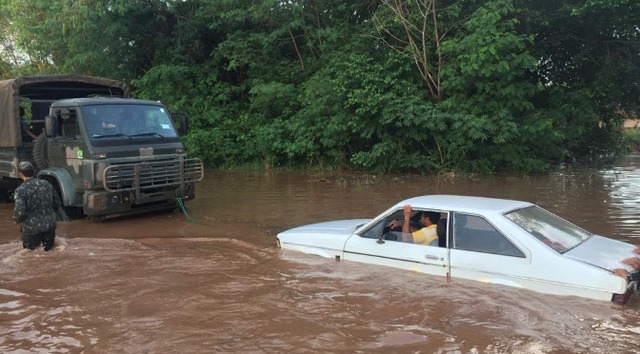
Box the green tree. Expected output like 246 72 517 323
520 0 640 161
3 0 183 80
374 0 445 101
2 0 638 173
440 0 541 171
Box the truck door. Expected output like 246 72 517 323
48 110 84 179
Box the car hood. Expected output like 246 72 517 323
564 235 638 272
279 219 371 237
277 219 371 258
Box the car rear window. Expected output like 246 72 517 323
505 206 591 253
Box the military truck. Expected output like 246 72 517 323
0 75 203 221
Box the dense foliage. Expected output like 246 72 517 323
1 0 638 173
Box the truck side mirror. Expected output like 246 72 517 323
180 115 189 135
171 112 189 136
44 115 56 137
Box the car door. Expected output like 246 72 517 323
448 212 531 287
342 209 450 277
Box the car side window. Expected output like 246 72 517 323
453 213 524 257
359 218 385 239
360 209 447 246
359 209 405 241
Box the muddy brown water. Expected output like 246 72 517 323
2 156 640 353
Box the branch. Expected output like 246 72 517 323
375 0 443 101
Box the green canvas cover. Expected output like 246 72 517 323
0 74 129 147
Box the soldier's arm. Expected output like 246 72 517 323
13 189 27 223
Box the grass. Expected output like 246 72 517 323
623 129 640 151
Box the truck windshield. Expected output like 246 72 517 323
82 104 178 139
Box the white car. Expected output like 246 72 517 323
277 195 640 304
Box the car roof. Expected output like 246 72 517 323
398 195 533 214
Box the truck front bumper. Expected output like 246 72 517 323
84 183 196 217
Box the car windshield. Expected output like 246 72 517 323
82 104 178 139
505 206 591 253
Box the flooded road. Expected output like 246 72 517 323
2 156 640 353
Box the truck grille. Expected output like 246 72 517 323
103 158 204 192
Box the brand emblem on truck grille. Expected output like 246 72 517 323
140 147 154 158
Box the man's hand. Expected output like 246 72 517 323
622 257 640 270
403 204 412 219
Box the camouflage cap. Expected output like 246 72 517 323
18 161 35 176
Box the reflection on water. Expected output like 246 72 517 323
1 156 640 352
602 154 640 241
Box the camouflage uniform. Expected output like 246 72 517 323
13 177 62 251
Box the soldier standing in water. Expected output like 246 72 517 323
12 161 62 251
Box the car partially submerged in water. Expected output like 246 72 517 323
277 195 640 304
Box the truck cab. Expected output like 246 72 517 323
0 75 203 221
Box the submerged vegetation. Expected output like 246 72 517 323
1 0 639 174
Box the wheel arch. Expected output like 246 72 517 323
37 167 78 206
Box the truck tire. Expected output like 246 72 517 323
33 133 49 170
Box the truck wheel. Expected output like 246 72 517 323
33 133 49 169
63 206 83 221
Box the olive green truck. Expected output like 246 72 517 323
0 75 204 221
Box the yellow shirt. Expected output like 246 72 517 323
411 224 438 246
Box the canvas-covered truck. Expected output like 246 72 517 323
0 74 204 221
